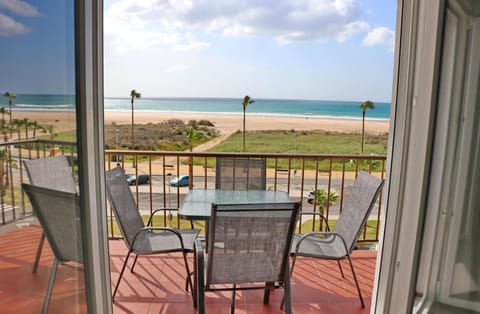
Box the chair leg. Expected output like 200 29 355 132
346 253 365 308
231 283 236 314
182 251 195 304
32 232 46 273
337 260 345 278
283 258 292 314
281 255 297 310
42 259 59 314
113 250 132 300
195 243 205 313
130 254 139 273
263 281 274 304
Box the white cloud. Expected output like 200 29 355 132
0 12 29 36
165 64 190 73
173 32 211 51
362 26 395 52
0 0 39 17
105 0 370 49
105 0 211 52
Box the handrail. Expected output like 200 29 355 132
0 139 385 245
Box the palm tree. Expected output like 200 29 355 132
359 100 375 153
130 89 141 166
44 124 57 139
4 92 15 139
29 120 41 138
0 107 8 122
241 95 255 152
3 92 16 125
0 120 9 141
11 119 23 140
314 189 339 215
186 126 197 189
22 118 30 139
186 126 197 152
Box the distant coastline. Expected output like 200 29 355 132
6 94 391 121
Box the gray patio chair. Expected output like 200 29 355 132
105 166 200 301
289 171 384 308
194 201 300 314
215 157 266 190
22 183 83 314
23 156 77 273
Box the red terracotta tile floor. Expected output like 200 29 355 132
0 225 376 313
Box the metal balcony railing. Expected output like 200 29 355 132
0 139 386 244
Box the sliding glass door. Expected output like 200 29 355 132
0 1 110 313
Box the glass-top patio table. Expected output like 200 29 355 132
178 189 293 221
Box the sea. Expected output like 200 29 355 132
6 94 391 121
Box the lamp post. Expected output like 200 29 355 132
114 129 120 165
166 173 172 226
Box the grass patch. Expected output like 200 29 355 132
108 215 378 244
202 130 388 171
0 186 27 206
211 130 387 154
299 218 378 240
104 119 219 151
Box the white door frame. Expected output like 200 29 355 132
75 1 113 313
372 0 446 312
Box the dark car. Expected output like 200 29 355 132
126 174 150 185
170 175 189 187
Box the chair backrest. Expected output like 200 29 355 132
22 183 83 264
105 166 145 248
206 202 300 286
23 156 76 193
334 171 384 252
215 157 267 190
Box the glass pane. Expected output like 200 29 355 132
0 1 85 313
443 96 480 310
434 1 480 311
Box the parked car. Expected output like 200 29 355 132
170 175 189 187
307 190 316 204
125 174 149 185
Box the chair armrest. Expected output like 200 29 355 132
194 239 204 262
298 211 331 231
294 231 349 257
131 226 187 251
194 239 205 309
147 207 179 226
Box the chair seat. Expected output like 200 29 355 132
132 229 199 255
292 234 348 260
288 171 385 309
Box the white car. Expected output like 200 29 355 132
306 190 316 204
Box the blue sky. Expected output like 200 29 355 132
0 0 396 102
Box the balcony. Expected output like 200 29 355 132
0 139 384 313
0 225 376 313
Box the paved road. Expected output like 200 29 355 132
130 174 383 218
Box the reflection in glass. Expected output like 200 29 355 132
0 1 84 312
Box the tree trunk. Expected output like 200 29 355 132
361 110 366 153
131 98 135 167
243 107 246 152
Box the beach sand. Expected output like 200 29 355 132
13 110 390 137
106 112 390 135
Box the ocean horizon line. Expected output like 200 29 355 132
8 94 391 120
10 93 391 104
13 107 390 122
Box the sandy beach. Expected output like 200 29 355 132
13 110 390 137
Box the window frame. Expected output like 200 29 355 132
75 1 112 313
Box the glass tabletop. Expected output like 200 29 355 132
178 189 292 220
